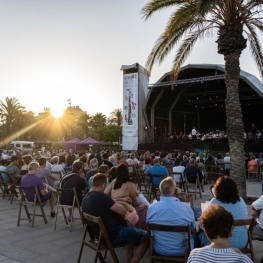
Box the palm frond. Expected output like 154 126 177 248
141 0 184 20
245 23 263 78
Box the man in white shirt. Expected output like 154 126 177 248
191 127 197 142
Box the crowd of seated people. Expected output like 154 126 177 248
1 146 262 262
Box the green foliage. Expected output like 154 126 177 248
96 125 122 143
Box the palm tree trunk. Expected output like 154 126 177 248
224 52 246 199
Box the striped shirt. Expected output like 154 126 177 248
187 246 253 263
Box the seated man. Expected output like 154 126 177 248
145 158 168 186
184 158 206 195
147 177 196 257
251 195 263 240
188 204 253 263
82 173 148 263
21 162 56 217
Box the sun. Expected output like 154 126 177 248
51 107 64 118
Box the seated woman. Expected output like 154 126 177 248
105 164 140 207
188 204 253 263
105 164 148 229
199 176 248 249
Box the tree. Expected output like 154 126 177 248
76 112 92 138
90 113 107 130
0 97 25 136
109 108 123 126
141 0 263 199
97 125 122 142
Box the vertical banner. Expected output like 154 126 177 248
122 73 138 150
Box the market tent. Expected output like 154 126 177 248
62 137 81 152
76 137 103 151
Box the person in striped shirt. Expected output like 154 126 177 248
188 204 253 263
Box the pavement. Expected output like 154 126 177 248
0 180 262 263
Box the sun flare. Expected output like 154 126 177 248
51 107 64 118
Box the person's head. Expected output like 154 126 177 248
109 156 116 163
214 176 240 204
11 155 20 163
98 164 109 174
28 162 39 173
38 157 47 167
174 158 181 166
160 177 176 196
0 159 8 166
22 154 33 165
89 158 98 169
79 155 87 163
216 153 222 159
189 158 195 165
102 152 109 160
108 167 117 183
72 161 84 174
225 152 230 156
52 156 59 164
114 164 130 189
201 204 234 241
153 158 160 164
92 173 107 190
145 158 150 165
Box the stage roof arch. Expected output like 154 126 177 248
145 64 263 139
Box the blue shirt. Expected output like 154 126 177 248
199 197 248 249
146 164 168 186
147 196 196 256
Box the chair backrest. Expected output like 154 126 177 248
56 187 80 207
234 218 255 261
147 223 191 262
149 174 166 187
169 172 184 184
185 173 200 185
19 185 42 204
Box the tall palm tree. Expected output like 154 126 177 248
109 108 123 126
0 97 25 136
90 113 107 130
141 0 263 198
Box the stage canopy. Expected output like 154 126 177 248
145 64 263 141
62 137 81 152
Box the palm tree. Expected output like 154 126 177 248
90 113 107 130
0 97 25 136
76 112 92 137
109 108 123 126
141 0 263 199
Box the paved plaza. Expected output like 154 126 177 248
0 180 262 263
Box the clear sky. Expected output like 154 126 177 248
0 0 261 118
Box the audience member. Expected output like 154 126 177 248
251 195 263 240
188 204 253 263
82 173 149 263
147 177 196 256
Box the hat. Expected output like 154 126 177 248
11 156 20 162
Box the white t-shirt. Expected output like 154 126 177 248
51 164 64 179
192 129 197 135
252 195 263 228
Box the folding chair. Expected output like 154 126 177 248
77 212 127 263
128 165 137 183
8 173 22 204
147 223 191 263
184 173 202 199
204 165 215 183
169 172 186 192
234 218 255 262
136 172 151 200
0 172 11 199
17 185 48 227
54 187 84 232
148 174 166 202
247 164 259 181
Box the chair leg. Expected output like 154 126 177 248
32 203 37 228
17 203 22 226
77 227 88 263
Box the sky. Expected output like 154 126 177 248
0 0 262 118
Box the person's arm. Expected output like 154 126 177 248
104 180 114 195
130 183 140 207
44 183 56 193
110 202 127 217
